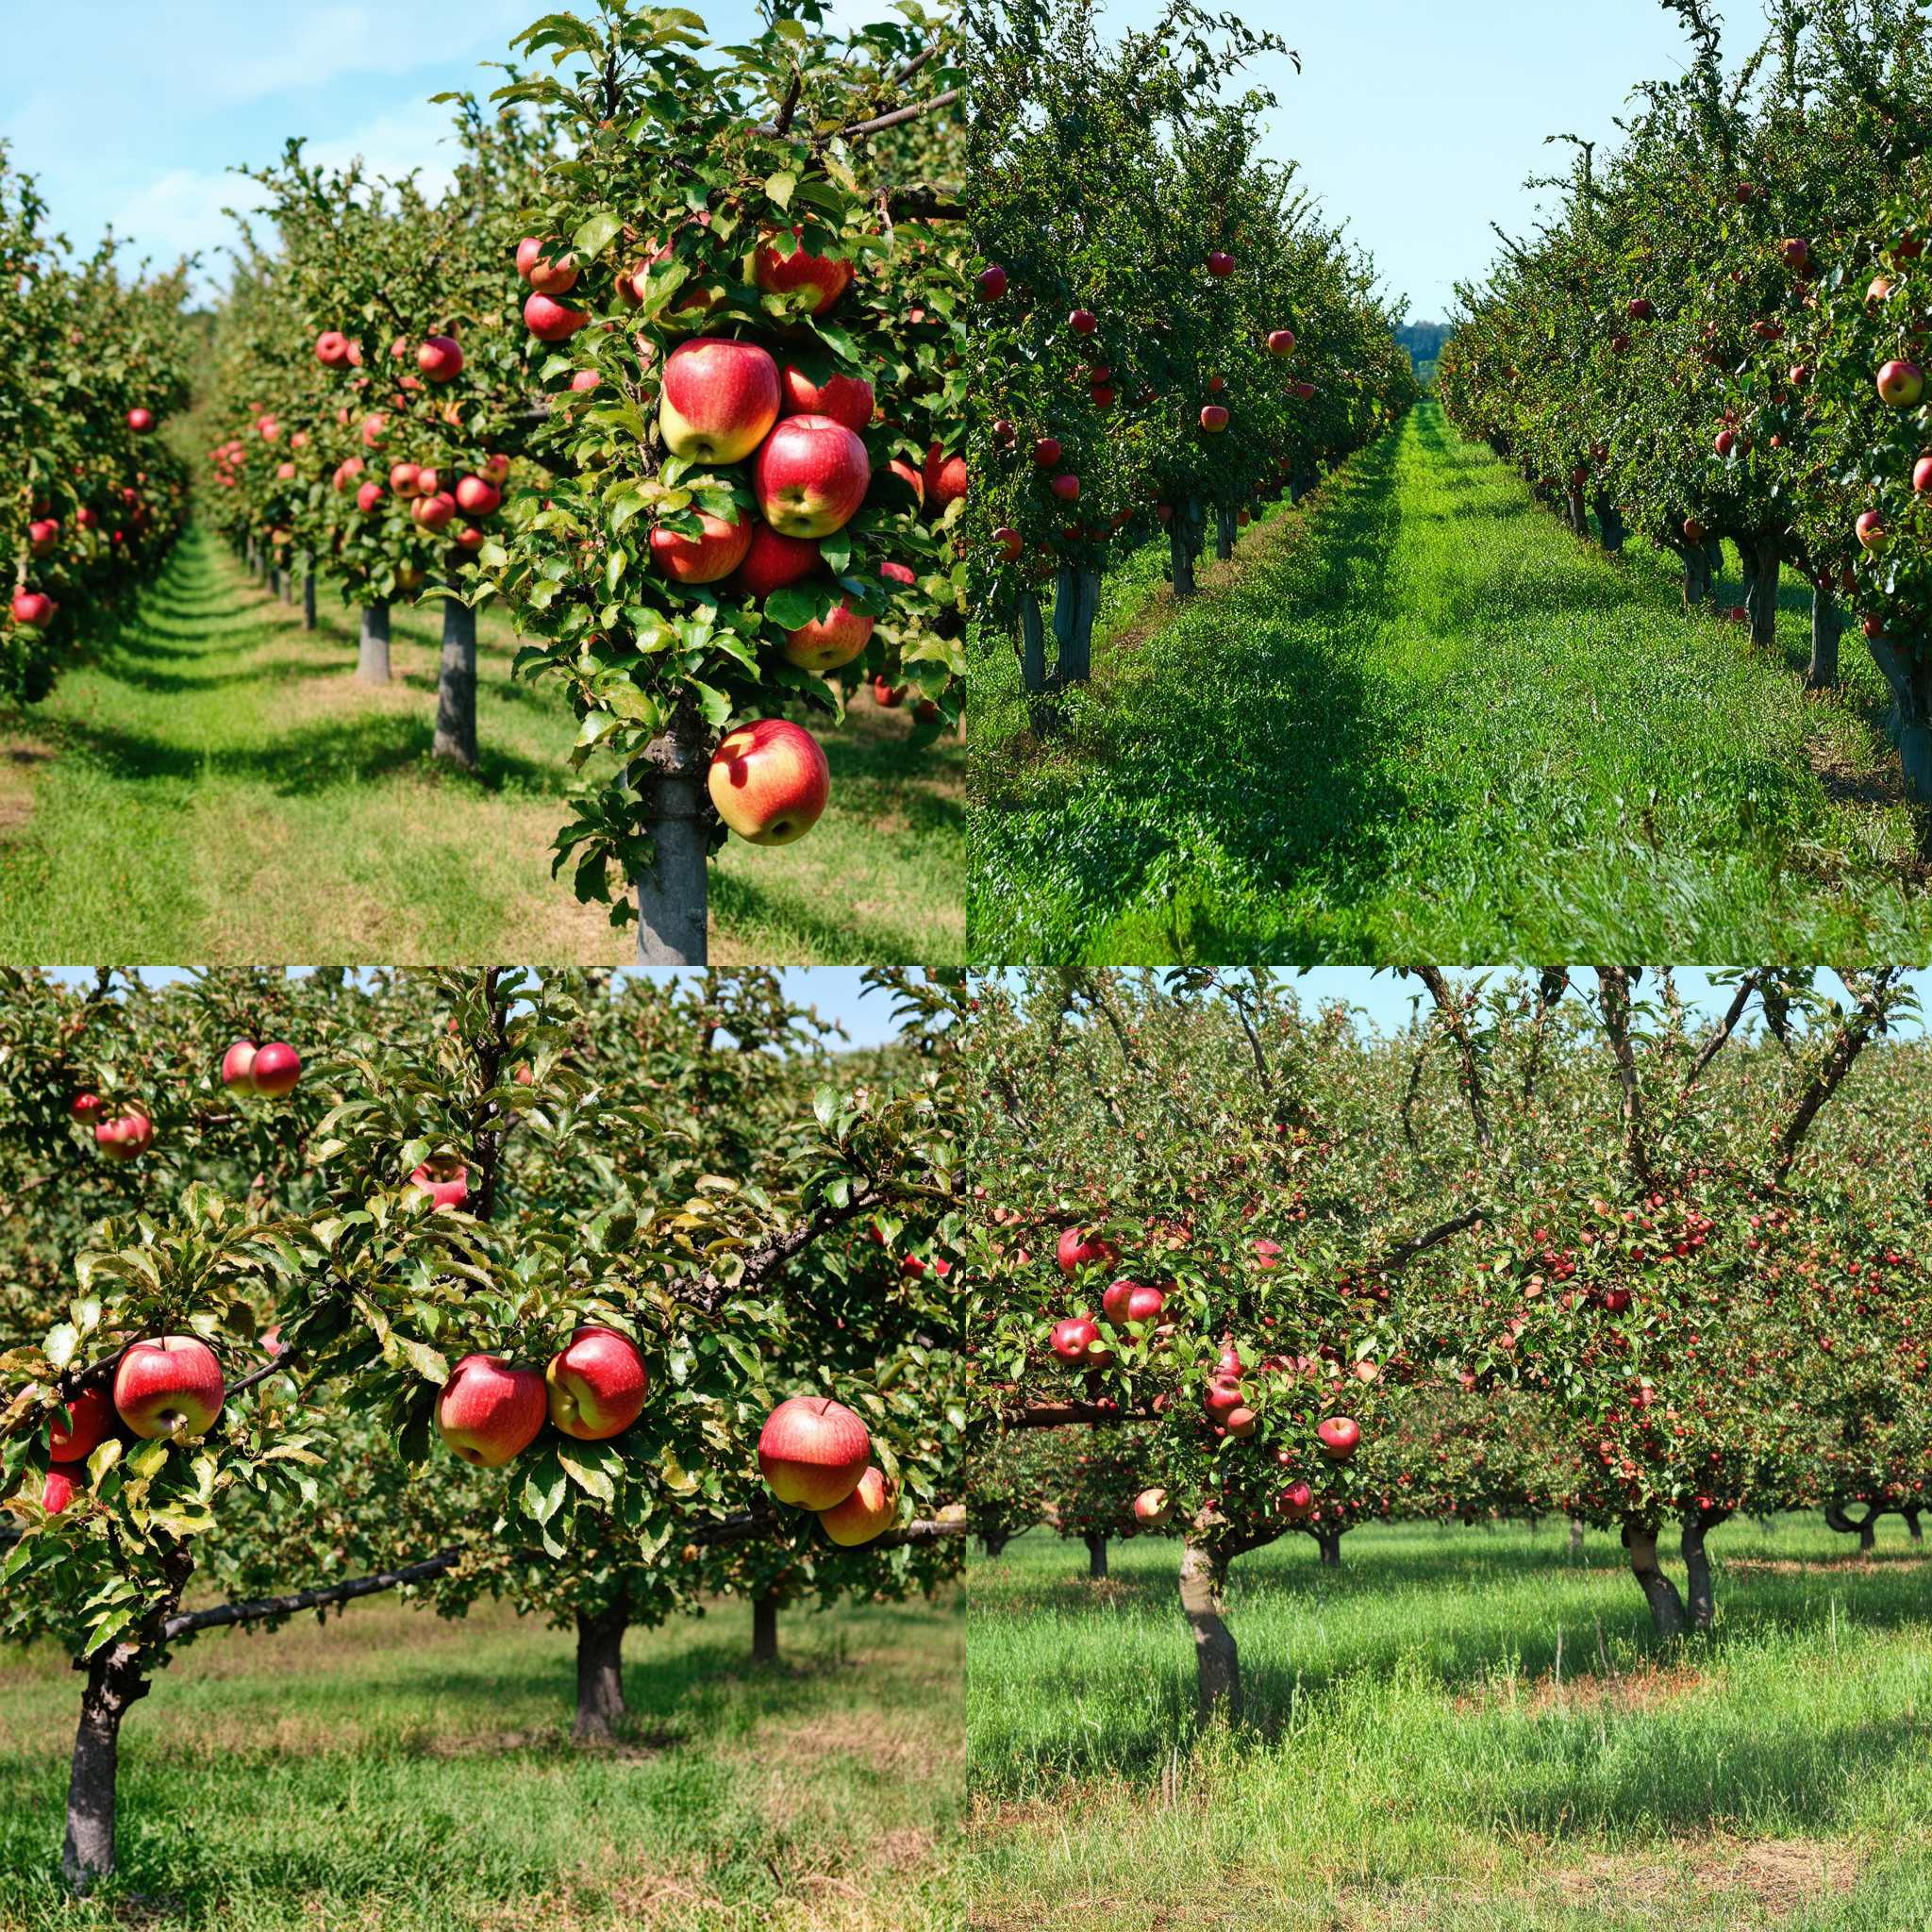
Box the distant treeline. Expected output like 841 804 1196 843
1395 321 1449 379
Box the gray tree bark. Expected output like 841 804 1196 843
1569 1517 1586 1559
1215 506 1236 559
1315 1529 1342 1568
1170 516 1196 598
573 1597 628 1743
1745 538 1782 649
1050 564 1099 687
303 569 318 632
632 698 709 965
1018 593 1047 694
1865 633 1932 805
358 602 391 684
752 1592 779 1664
1807 587 1842 691
1085 1534 1108 1581
1179 1539 1240 1723
61 1644 149 1890
433 600 478 770
1626 1524 1688 1637
1680 1511 1728 1630
1593 493 1626 554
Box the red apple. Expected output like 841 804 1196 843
1628 297 1655 321
1101 1278 1165 1324
417 336 464 383
525 252 579 296
10 591 56 628
49 1386 114 1463
1317 1415 1361 1460
1050 474 1080 502
1278 1480 1313 1519
819 1464 896 1546
40 1467 79 1514
525 291 589 341
126 408 154 433
27 519 58 556
1069 308 1098 336
1050 1315 1100 1362
545 1325 649 1441
1878 360 1925 408
1200 406 1229 433
94 1111 152 1160
758 1395 871 1508
659 338 782 461
221 1041 257 1092
455 475 502 517
923 441 967 508
993 525 1024 562
315 330 353 368
1206 251 1234 276
1057 1226 1118 1273
69 1093 101 1123
1856 510 1888 552
779 363 874 432
729 525 821 599
648 506 755 584
1266 329 1296 355
975 264 1008 301
251 1041 300 1097
708 719 829 843
1133 1488 1172 1527
411 492 458 533
113 1337 225 1440
752 413 870 537
754 227 854 315
356 482 386 514
1714 429 1737 457
409 1158 470 1209
436 1354 547 1466
784 596 875 672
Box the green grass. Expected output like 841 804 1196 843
0 527 965 964
966 1517 1932 1930
0 1588 963 1931
969 401 1932 962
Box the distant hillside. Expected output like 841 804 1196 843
1396 321 1450 381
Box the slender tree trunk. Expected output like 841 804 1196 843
1625 1524 1687 1637
1017 592 1047 694
751 1591 779 1664
980 1532 1011 1560
1569 1517 1586 1559
61 1644 151 1890
1672 541 1711 608
1746 539 1781 648
632 697 709 964
1315 1529 1342 1568
1566 486 1589 538
1215 506 1236 559
1906 1508 1924 1547
1178 1538 1239 1723
1680 1511 1728 1630
1049 564 1098 688
267 564 281 600
303 569 317 632
1170 517 1196 598
282 566 297 608
1084 1534 1108 1581
1807 587 1842 690
1861 1515 1877 1553
573 1596 629 1744
358 602 391 684
1593 493 1626 554
1865 633 1932 805
433 600 478 770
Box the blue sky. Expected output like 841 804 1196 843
3 2 1702 319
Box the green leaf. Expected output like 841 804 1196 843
688 679 732 728
573 209 624 261
763 170 797 209
558 1444 618 1503
43 1324 78 1372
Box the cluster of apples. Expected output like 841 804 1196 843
27 1336 229 1516
220 1038 302 1100
434 1325 651 1467
757 1394 897 1547
69 1092 154 1161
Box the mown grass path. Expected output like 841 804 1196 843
0 527 964 964
970 401 1932 962
967 1519 1932 1931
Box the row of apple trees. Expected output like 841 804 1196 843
0 144 193 705
0 966 973 1895
967 0 1418 699
961 966 1930 1726
1439 0 1932 805
198 0 969 960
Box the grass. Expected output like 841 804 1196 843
0 1586 963 1931
0 526 965 964
968 400 1932 962
965 1516 1932 1931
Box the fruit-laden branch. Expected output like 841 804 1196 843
1594 968 1655 1190
1001 1402 1158 1429
685 1185 887 1315
1773 971 1900 1177
1364 1207 1490 1277
1413 967 1492 1150
1680 971 1762 1092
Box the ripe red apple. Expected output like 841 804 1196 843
455 475 502 517
545 1325 649 1441
126 408 154 433
778 363 874 432
409 1158 470 1209
819 1464 896 1545
1317 1415 1361 1460
1601 1288 1632 1314
872 677 907 708
976 264 1008 301
758 1395 871 1508
525 291 589 341
1278 1480 1313 1520
1049 473 1080 501
38 1466 79 1515
569 369 601 394
356 481 386 514
1133 1488 1172 1526
315 330 353 368
1914 456 1932 493
659 338 781 461
1200 406 1229 433
1206 251 1234 276
27 519 58 556
648 506 755 584
1714 430 1736 457
390 462 423 500
1878 360 1924 408
1069 308 1098 336
1856 510 1888 552
94 1111 152 1160
10 590 56 628
923 441 967 508
784 597 875 672
436 1354 547 1466
1266 329 1297 356
1203 1378 1244 1421
221 1041 257 1092
1050 1315 1100 1362
1777 236 1810 273
515 237 549 277
880 560 917 594
418 336 464 383
1056 1226 1119 1273
114 1337 225 1440
1032 437 1061 468
69 1093 101 1122
729 525 821 598
412 492 458 533
251 1041 300 1097
1628 297 1655 321
1683 516 1707 544
525 252 579 296
708 719 829 843
753 226 854 315
1101 1278 1165 1324
993 525 1024 562
752 413 870 537
49 1386 114 1463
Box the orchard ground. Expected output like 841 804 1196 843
966 1516 1932 1931
0 528 964 964
0 1582 962 1931
969 400 1932 963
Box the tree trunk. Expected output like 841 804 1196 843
1865 632 1932 805
1170 516 1196 598
1625 1523 1687 1637
1566 486 1589 538
632 697 709 964
573 1597 629 1744
358 602 391 684
1084 1533 1108 1581
1680 1511 1728 1630
1672 541 1712 608
1906 1508 1924 1547
1807 587 1841 690
1315 1529 1341 1568
267 565 281 600
282 567 297 608
303 569 318 632
752 1591 779 1665
1018 592 1047 694
1215 506 1236 560
1569 1517 1586 1559
1178 1539 1239 1724
61 1642 151 1890
1593 493 1626 554
980 1531 1011 1560
1049 564 1098 688
1745 539 1781 648
433 599 478 770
